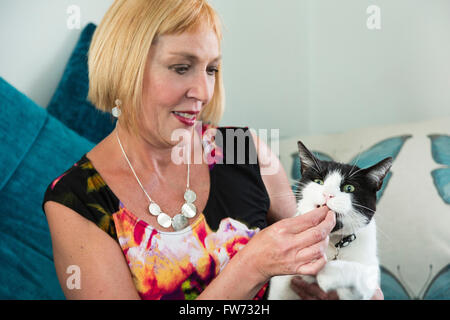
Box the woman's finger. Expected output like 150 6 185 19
293 211 335 250
296 255 327 275
285 206 330 234
295 237 329 266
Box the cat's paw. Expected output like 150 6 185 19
336 287 364 300
317 261 378 299
316 262 344 293
301 275 316 284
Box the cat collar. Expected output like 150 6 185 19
335 234 356 249
332 234 356 260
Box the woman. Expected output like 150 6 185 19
43 0 379 300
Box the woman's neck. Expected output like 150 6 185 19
114 123 200 180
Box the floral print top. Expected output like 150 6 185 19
43 126 270 299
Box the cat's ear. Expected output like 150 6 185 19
361 157 393 191
297 141 320 175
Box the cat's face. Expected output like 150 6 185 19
296 141 393 236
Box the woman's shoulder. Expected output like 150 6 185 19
43 154 91 199
42 154 118 239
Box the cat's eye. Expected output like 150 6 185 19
343 184 355 193
314 179 324 185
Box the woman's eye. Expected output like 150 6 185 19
172 65 190 75
313 179 324 185
342 184 355 193
207 67 219 76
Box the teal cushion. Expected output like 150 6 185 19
0 79 47 191
0 77 94 299
47 23 116 143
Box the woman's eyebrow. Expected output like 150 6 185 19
168 52 222 63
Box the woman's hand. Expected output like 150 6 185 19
199 206 335 299
290 276 385 300
290 276 339 300
239 206 336 285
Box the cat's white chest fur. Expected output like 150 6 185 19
268 217 380 300
268 173 381 300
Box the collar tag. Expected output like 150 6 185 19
334 234 356 249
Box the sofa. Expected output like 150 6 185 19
0 23 448 299
0 23 112 299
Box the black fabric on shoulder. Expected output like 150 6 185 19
42 156 118 240
203 127 270 231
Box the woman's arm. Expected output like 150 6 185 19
44 201 141 299
46 201 334 300
197 207 335 299
249 131 297 224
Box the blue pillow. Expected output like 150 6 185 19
0 77 94 299
47 23 116 144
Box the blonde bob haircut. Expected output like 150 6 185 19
88 0 224 136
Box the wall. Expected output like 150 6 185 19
0 0 113 108
308 0 450 135
1 0 449 139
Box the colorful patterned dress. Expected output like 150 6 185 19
42 126 270 299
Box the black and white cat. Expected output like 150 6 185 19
268 141 393 300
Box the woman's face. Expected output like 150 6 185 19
139 25 221 148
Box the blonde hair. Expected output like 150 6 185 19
88 0 224 135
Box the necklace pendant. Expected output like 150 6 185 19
184 189 197 203
157 212 172 229
172 214 188 231
149 202 161 216
181 202 197 219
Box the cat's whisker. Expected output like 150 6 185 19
370 215 393 242
377 227 393 243
270 189 304 198
348 210 361 234
348 146 364 177
353 203 376 213
271 193 297 199
348 167 364 178
287 177 300 183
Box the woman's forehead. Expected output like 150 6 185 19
153 28 221 61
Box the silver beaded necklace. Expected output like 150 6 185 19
115 127 197 232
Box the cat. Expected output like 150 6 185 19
268 140 393 300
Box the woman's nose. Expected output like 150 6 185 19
186 71 214 105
